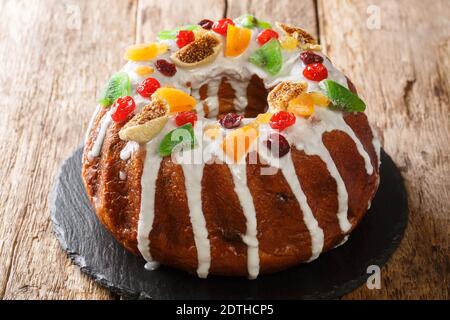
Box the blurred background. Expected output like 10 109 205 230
0 0 448 300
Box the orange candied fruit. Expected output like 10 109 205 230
124 43 167 61
225 25 252 57
288 93 314 117
154 88 197 113
222 125 258 162
309 92 330 107
135 65 155 76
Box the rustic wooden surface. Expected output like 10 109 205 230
0 0 448 300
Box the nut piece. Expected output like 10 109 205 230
119 100 168 143
171 32 223 68
268 81 308 111
276 22 321 51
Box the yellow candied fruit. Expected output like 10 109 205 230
255 112 273 124
288 93 314 117
309 92 330 107
225 25 252 57
156 43 168 55
222 125 259 163
124 43 159 61
280 36 298 51
135 65 155 76
204 123 221 140
154 88 197 113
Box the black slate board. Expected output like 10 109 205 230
50 147 408 299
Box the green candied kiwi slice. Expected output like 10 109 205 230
157 25 200 40
319 80 366 112
249 39 283 76
158 123 196 157
234 14 272 29
98 72 131 107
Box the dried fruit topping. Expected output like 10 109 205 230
176 30 195 48
249 39 283 76
276 22 320 50
269 111 296 131
175 111 198 126
119 101 168 143
137 78 161 98
212 18 235 35
288 93 314 117
171 32 222 68
266 133 291 157
155 59 177 77
198 19 214 30
300 51 324 65
234 14 272 29
154 88 197 113
257 29 279 46
319 80 366 112
111 96 136 122
254 112 273 125
157 25 200 40
124 43 162 61
280 36 298 51
98 72 131 107
204 123 221 140
309 92 330 107
135 65 154 76
303 62 328 82
158 123 196 157
222 125 259 162
225 25 251 57
268 81 308 111
219 113 243 129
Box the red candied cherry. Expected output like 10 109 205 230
219 113 243 129
175 111 198 126
137 77 161 98
300 51 324 65
155 59 177 77
266 133 291 158
111 96 136 122
212 18 235 35
303 62 328 82
269 111 296 131
198 19 214 30
257 29 279 46
176 30 195 48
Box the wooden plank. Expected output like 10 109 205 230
0 0 139 300
227 0 318 39
318 0 449 299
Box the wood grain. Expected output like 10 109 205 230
0 0 448 299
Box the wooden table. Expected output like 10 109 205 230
0 0 448 300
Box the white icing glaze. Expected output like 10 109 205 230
119 171 126 180
229 164 260 279
87 109 113 161
120 141 140 161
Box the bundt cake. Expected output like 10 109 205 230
82 15 381 279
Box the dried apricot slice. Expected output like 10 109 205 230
222 125 258 162
154 88 197 113
288 93 314 117
225 25 252 57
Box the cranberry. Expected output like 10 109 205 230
175 111 198 127
303 63 328 82
266 133 291 158
269 111 296 131
219 113 243 129
155 59 177 77
198 19 214 30
212 18 235 35
257 29 279 46
176 30 195 48
111 96 136 122
137 77 161 98
300 51 324 65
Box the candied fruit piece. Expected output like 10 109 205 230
155 59 177 77
222 125 259 162
269 111 296 131
257 29 279 46
137 78 161 98
157 25 200 40
319 80 366 112
212 18 235 35
198 19 214 30
219 113 243 129
266 133 291 158
204 123 221 140
234 14 272 29
158 123 196 157
280 36 298 51
300 51 324 65
124 43 159 61
309 92 330 107
175 111 198 126
288 93 314 117
249 39 283 76
176 30 195 48
255 112 273 124
303 62 328 82
154 88 197 113
98 72 131 107
111 96 136 122
135 65 154 76
225 25 251 57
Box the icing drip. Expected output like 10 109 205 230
229 164 260 279
87 109 113 161
120 141 140 161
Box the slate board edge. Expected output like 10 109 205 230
49 147 409 300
